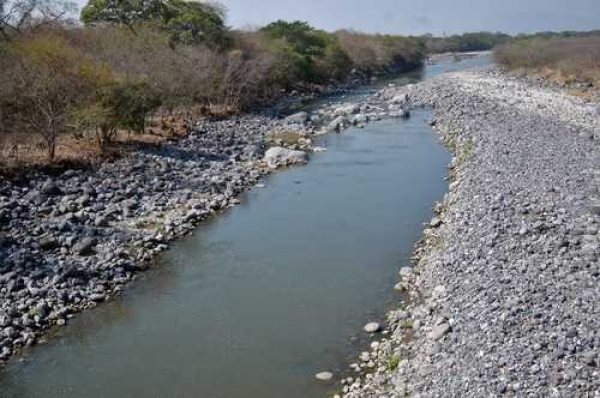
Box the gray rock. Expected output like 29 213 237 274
264 147 307 168
72 238 97 256
284 112 309 125
41 180 62 196
428 323 451 340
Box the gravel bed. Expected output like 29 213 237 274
340 69 600 397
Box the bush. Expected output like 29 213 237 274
0 30 104 160
335 30 425 74
422 32 510 54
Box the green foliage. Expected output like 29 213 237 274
162 0 229 47
386 354 401 371
422 32 510 54
261 20 328 57
81 0 164 27
81 0 230 48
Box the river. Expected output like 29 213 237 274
0 55 488 398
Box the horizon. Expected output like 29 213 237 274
70 0 600 36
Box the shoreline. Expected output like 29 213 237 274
0 79 415 366
0 115 316 365
340 68 599 397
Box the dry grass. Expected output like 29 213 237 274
494 36 600 86
0 113 192 170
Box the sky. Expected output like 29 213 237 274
72 0 600 36
217 0 600 35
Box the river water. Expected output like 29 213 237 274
0 55 488 398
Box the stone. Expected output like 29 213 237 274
41 180 62 196
334 104 360 116
264 147 307 168
364 322 381 333
391 93 409 105
284 112 309 125
315 371 334 382
429 323 451 340
399 267 413 278
327 116 347 132
73 238 97 256
39 236 60 251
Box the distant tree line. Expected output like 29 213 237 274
418 30 600 55
420 32 511 54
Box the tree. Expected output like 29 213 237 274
2 32 100 160
0 0 75 39
81 0 230 48
260 20 328 57
81 0 164 28
75 78 160 151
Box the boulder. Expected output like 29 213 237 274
391 93 409 105
315 371 334 382
351 114 368 125
73 237 97 256
284 112 309 125
41 180 62 196
264 147 307 169
334 104 360 116
39 236 60 251
364 322 381 333
327 116 347 132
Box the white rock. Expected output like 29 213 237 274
334 103 360 116
315 371 334 381
264 146 307 168
364 322 381 333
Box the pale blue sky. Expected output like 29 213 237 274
75 0 600 35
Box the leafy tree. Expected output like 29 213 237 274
81 0 230 47
74 73 160 151
162 0 229 47
260 20 329 57
81 0 164 28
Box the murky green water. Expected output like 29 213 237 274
0 57 488 398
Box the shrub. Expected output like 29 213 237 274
0 30 103 160
494 36 600 85
335 30 425 74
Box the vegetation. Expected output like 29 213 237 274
3 0 596 167
0 1 427 165
422 32 510 54
386 354 401 371
336 30 425 74
494 35 600 86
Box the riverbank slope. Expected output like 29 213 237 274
343 69 600 396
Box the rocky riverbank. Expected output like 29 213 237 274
340 69 600 397
0 81 416 366
0 114 328 364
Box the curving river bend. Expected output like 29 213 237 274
0 55 488 398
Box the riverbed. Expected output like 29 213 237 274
0 56 488 398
